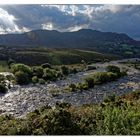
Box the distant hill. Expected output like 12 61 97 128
0 29 140 57
0 29 137 46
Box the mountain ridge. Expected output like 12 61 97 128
0 29 138 46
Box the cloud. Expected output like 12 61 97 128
0 5 140 39
0 7 29 34
42 23 53 30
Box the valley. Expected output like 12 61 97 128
0 58 139 118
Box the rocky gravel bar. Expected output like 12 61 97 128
0 58 140 118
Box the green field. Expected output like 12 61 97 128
0 47 119 66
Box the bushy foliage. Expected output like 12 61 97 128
15 71 30 85
106 65 120 74
38 78 45 84
6 74 15 82
61 65 69 75
0 83 7 93
107 72 118 81
7 58 16 68
93 72 109 84
41 63 51 69
43 68 58 81
0 74 5 82
84 77 94 88
67 70 125 92
76 82 88 90
11 63 32 75
69 83 77 92
32 76 38 84
0 91 140 135
0 74 7 93
32 66 43 78
69 68 78 74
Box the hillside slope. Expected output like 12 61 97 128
0 29 140 57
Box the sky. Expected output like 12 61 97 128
0 5 140 40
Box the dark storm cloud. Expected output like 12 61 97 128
0 5 140 39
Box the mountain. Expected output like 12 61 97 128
0 29 137 46
0 29 140 57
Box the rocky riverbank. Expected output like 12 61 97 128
0 59 140 118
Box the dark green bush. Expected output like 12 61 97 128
0 74 5 82
55 71 63 79
84 76 94 88
106 65 120 74
69 83 77 92
32 76 38 84
41 63 51 69
15 71 30 85
120 71 127 77
11 63 32 75
43 68 58 81
32 66 43 78
61 66 69 75
0 83 7 93
93 72 109 84
38 78 45 84
69 68 78 74
6 74 15 81
107 72 118 81
76 82 88 90
7 58 16 68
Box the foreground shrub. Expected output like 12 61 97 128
61 66 69 75
76 82 88 90
43 68 58 81
32 76 38 84
0 74 5 82
38 78 45 84
106 65 120 74
84 77 94 88
6 74 15 82
41 63 51 69
15 71 30 85
0 90 140 135
93 72 109 84
11 63 32 75
0 83 7 93
69 83 77 92
32 66 43 78
7 58 16 68
69 68 78 74
107 72 118 81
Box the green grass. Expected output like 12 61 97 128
0 47 119 66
